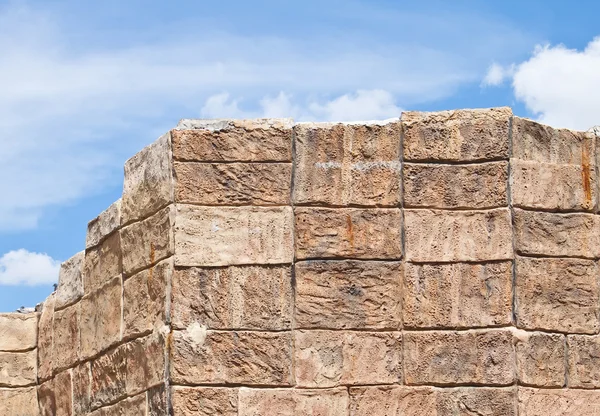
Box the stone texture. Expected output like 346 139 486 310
38 379 55 416
0 350 36 386
55 251 84 310
403 162 508 209
52 303 79 372
0 387 39 416
121 205 174 276
171 387 238 416
402 107 511 162
295 207 402 260
170 328 293 386
295 260 402 330
293 121 401 206
403 261 513 329
37 296 54 381
89 393 146 416
54 370 73 416
239 388 349 416
435 387 516 416
174 205 293 266
515 257 599 334
90 344 128 409
174 162 292 205
0 313 37 351
86 199 122 249
148 385 169 416
83 231 122 295
404 208 512 262
518 387 600 416
514 209 600 258
515 331 565 387
172 118 293 162
125 333 165 396
72 363 91 415
171 265 292 330
567 335 600 388
404 329 514 385
295 330 402 387
122 132 173 224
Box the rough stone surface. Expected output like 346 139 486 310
402 107 511 162
295 330 402 387
171 265 292 330
404 329 514 385
0 350 36 387
567 335 600 388
86 199 122 249
0 313 37 352
171 387 238 416
514 209 600 258
295 260 402 330
515 257 599 334
293 121 402 206
52 303 79 372
174 162 292 205
83 231 122 295
37 296 54 381
295 207 402 259
518 387 600 416
403 162 508 209
515 331 565 387
404 208 512 262
174 205 293 266
89 393 146 416
54 370 73 416
90 344 128 409
0 387 39 416
126 333 165 396
239 387 349 416
72 362 91 415
55 251 84 310
148 385 169 416
403 261 513 329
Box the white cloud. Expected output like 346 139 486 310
308 90 401 121
0 249 60 286
481 63 515 87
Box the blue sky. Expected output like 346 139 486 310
1 0 600 311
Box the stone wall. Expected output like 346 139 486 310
2 107 600 415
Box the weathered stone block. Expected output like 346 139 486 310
172 119 293 162
0 387 39 416
73 362 91 415
38 379 55 416
435 387 516 416
404 329 514 385
404 209 512 262
567 335 600 388
295 208 402 260
404 162 508 209
122 132 173 224
89 393 146 416
402 107 511 162
55 251 84 310
54 370 73 416
148 385 169 416
171 265 292 330
126 333 165 396
171 387 238 416
170 328 293 386
174 162 292 205
518 387 600 416
90 344 128 409
174 205 293 266
515 257 599 334
514 209 600 258
515 331 565 387
295 330 402 387
239 388 349 416
86 199 121 249
403 261 512 329
295 260 402 330
37 296 54 381
83 231 122 295
0 350 36 386
121 205 174 276
0 313 37 351
52 303 79 372
293 121 401 206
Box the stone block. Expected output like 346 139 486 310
0 313 37 351
171 387 238 416
404 329 514 385
295 330 402 387
404 162 508 209
402 107 511 162
174 162 292 205
171 265 292 330
52 302 79 372
518 387 600 416
0 350 36 386
73 362 91 415
86 199 121 249
121 205 174 276
515 257 599 334
295 260 402 330
37 296 54 381
0 387 39 416
38 379 55 416
295 207 402 260
126 333 165 396
170 328 293 386
83 231 122 295
55 251 84 310
122 132 173 224
567 335 600 388
148 385 169 416
174 205 293 267
89 393 146 416
403 261 512 329
514 209 600 258
171 118 293 162
404 208 512 262
54 370 73 416
515 331 565 387
293 121 401 206
435 387 516 415
239 387 349 416
90 344 128 409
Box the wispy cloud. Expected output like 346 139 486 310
0 249 60 286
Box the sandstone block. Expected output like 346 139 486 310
126 333 165 396
171 265 292 330
171 387 238 416
295 260 402 329
239 387 349 416
404 162 508 209
86 199 121 249
83 231 122 295
515 331 565 387
174 205 293 266
514 209 600 258
403 261 512 329
0 387 39 416
54 370 73 416
37 296 54 381
38 379 55 416
73 362 91 415
567 335 600 388
0 313 37 351
90 344 128 409
122 132 173 224
435 387 516 416
295 330 402 388
52 303 79 372
174 162 292 205
55 251 84 310
0 350 36 386
518 387 600 416
148 385 169 416
404 209 512 262
515 257 599 334
402 107 511 162
121 205 174 276
295 208 402 260
172 118 293 162
89 393 146 416
404 329 514 385
170 328 293 386
293 121 401 206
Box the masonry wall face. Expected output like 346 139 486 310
2 108 600 415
